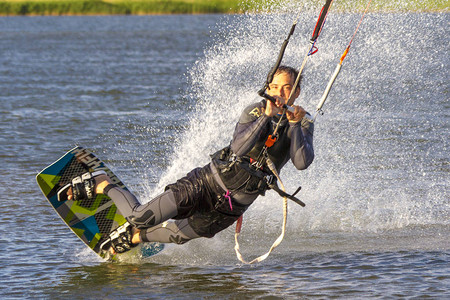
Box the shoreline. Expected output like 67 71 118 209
0 0 448 16
1 11 449 17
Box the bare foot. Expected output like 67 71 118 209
131 228 141 244
67 186 74 200
95 179 111 194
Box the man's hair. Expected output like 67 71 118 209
274 65 301 89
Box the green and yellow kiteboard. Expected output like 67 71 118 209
36 146 164 261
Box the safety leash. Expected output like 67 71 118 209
234 157 288 264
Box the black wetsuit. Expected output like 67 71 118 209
105 100 314 244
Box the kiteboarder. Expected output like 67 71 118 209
66 65 314 253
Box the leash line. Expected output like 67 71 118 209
234 157 288 264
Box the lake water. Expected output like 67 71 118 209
0 11 448 299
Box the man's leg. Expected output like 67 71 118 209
99 178 178 229
139 219 201 244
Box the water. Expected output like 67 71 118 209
0 10 448 299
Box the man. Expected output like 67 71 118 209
66 65 314 253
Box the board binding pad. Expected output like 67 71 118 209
36 146 164 261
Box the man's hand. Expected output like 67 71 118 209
264 96 284 117
286 105 306 123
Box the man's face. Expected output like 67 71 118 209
266 72 299 103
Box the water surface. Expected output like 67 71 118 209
0 12 448 299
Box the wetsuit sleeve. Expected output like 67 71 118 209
230 102 271 156
288 114 315 170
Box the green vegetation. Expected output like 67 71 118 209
0 0 447 16
0 0 255 15
331 0 448 12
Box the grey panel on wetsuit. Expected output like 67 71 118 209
140 219 200 244
106 187 178 229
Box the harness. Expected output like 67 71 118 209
211 146 271 195
211 145 303 204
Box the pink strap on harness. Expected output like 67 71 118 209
224 190 232 211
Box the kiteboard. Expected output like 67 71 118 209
36 146 164 261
